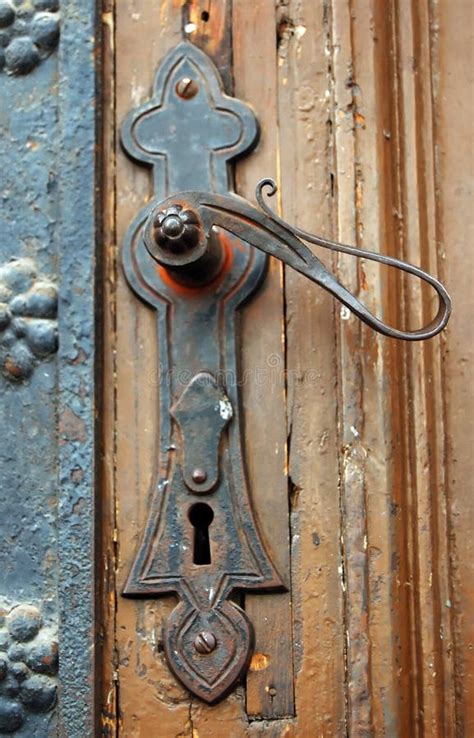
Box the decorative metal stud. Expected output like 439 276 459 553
0 600 58 733
0 258 58 381
0 2 60 75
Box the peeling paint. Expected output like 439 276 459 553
218 397 233 421
249 653 270 672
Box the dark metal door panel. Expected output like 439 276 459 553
0 2 98 736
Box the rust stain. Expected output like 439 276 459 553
69 347 88 365
42 548 56 572
157 237 233 297
42 642 58 668
3 356 24 379
26 139 41 151
60 407 87 443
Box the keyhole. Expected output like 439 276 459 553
188 503 214 565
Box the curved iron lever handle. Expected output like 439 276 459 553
255 179 451 340
144 178 451 341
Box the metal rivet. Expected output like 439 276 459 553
192 468 207 484
176 77 199 99
194 631 216 654
268 687 277 697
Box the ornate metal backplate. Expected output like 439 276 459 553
121 42 284 704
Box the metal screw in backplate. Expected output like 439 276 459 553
176 77 199 99
194 631 217 654
192 468 207 484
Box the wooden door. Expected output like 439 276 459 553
98 2 473 736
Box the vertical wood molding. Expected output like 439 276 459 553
233 0 295 720
395 1 455 734
329 0 459 735
331 0 373 733
331 1 403 733
279 1 346 735
100 0 118 734
433 0 474 734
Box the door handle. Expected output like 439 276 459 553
120 41 451 705
143 179 451 341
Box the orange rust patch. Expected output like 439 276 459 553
157 236 233 297
4 356 23 379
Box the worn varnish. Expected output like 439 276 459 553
233 0 295 721
100 1 473 736
435 2 474 735
277 2 347 735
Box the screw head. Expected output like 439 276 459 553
175 76 199 99
192 468 207 484
194 631 216 654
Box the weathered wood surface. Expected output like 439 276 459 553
277 2 347 734
435 2 474 735
233 0 294 720
101 1 473 735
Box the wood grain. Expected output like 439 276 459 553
394 1 455 733
328 0 457 734
337 3 410 734
100 1 118 733
434 1 474 734
233 0 294 720
277 1 347 735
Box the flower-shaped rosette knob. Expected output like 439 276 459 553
144 203 205 267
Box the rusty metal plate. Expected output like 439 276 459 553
121 42 283 704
